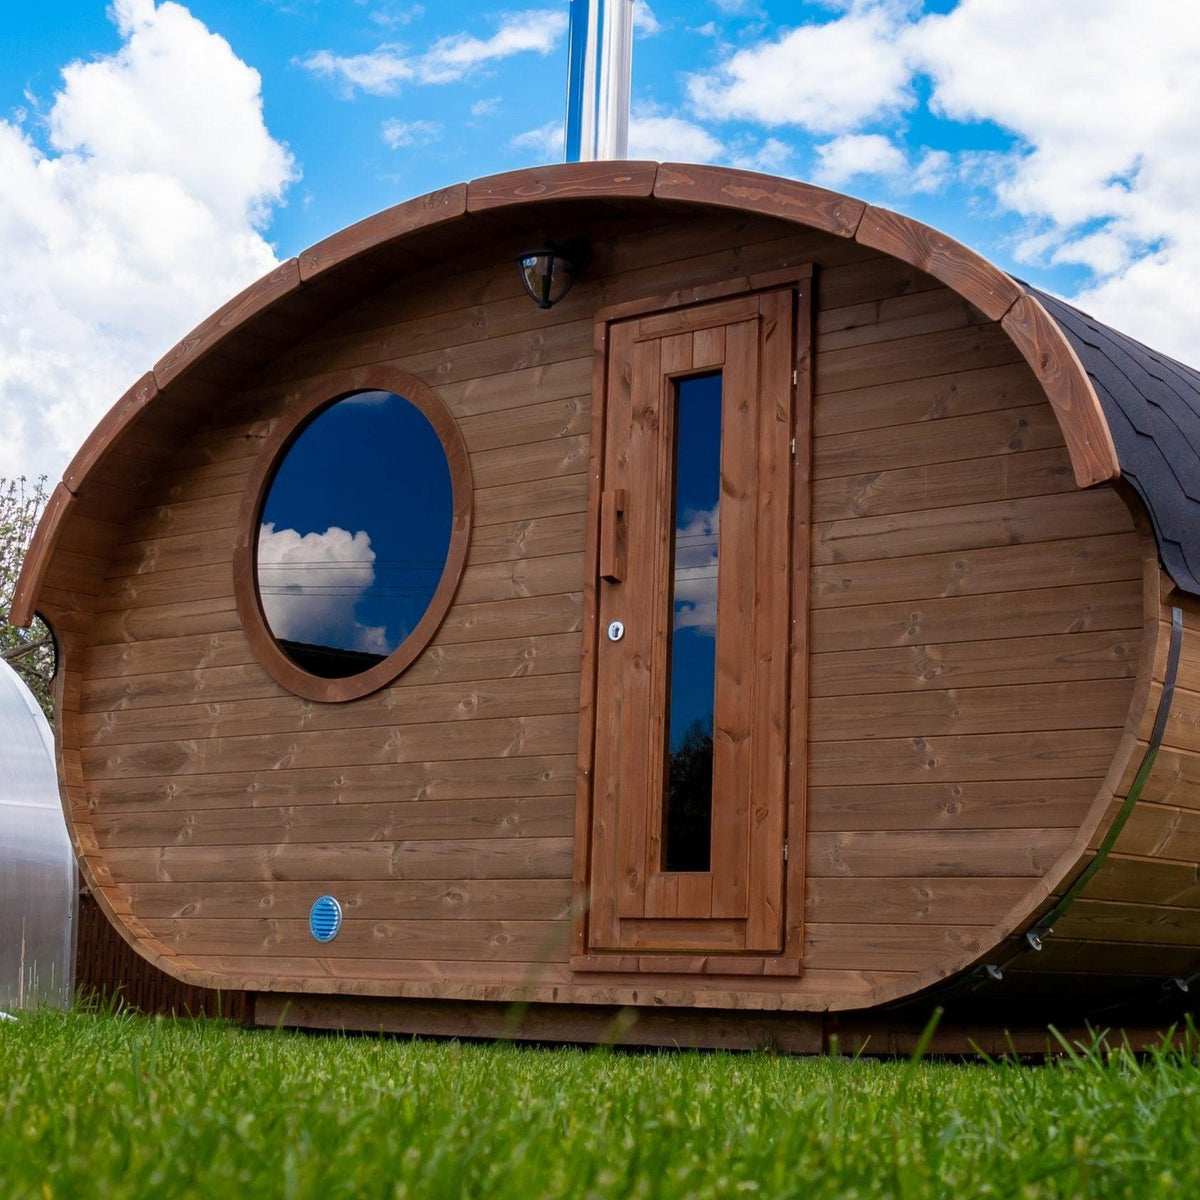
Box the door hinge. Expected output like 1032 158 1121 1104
792 369 798 386
783 841 789 862
790 437 796 456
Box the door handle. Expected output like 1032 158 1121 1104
599 488 627 582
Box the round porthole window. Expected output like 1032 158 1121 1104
235 368 472 703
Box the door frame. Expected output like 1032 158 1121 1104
570 264 815 976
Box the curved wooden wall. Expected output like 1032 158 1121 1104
971 582 1200 1012
12 163 1188 1021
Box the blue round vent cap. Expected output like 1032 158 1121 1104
309 895 342 943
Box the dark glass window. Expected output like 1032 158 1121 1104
256 391 453 679
663 372 722 872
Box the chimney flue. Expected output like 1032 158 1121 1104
565 0 634 162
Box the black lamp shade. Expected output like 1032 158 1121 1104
517 248 576 309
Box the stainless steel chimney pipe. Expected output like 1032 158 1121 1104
565 0 634 161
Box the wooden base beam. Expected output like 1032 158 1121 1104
252 993 1191 1057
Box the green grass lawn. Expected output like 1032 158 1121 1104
2 1009 1198 1199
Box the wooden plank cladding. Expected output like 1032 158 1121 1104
26 165 1185 1039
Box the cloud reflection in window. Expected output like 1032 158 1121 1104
254 390 453 680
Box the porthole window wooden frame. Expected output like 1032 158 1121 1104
233 365 472 703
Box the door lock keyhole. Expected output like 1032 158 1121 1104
607 620 625 642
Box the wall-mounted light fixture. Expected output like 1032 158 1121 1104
517 239 590 309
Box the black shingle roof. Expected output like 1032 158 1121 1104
1029 286 1200 597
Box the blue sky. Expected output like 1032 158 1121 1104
2 0 1198 483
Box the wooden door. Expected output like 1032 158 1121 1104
575 277 812 973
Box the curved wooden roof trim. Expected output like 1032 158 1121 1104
63 371 158 493
649 165 1117 488
300 184 467 280
655 161 863 238
469 159 658 209
9 160 1120 628
154 259 302 389
8 482 74 629
856 204 1023 321
1004 294 1122 489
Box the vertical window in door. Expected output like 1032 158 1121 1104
664 372 723 872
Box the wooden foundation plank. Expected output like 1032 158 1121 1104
1052 898 1200 948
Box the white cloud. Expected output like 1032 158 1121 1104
730 137 793 174
673 504 719 635
257 523 390 655
419 9 568 83
628 114 722 163
369 3 425 29
813 132 906 187
510 120 563 160
0 0 294 483
813 134 951 194
470 96 501 118
909 0 1200 360
634 2 663 36
381 118 442 149
301 45 414 95
511 111 736 168
511 112 787 175
910 147 951 195
303 9 568 96
687 1 916 134
680 0 1200 361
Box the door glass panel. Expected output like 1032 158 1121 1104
663 371 722 872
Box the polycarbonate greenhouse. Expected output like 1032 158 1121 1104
0 658 75 1011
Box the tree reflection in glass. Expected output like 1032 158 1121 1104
256 391 453 679
663 372 722 872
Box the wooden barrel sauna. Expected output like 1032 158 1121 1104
12 162 1200 1052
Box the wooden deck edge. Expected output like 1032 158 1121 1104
253 993 1192 1057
